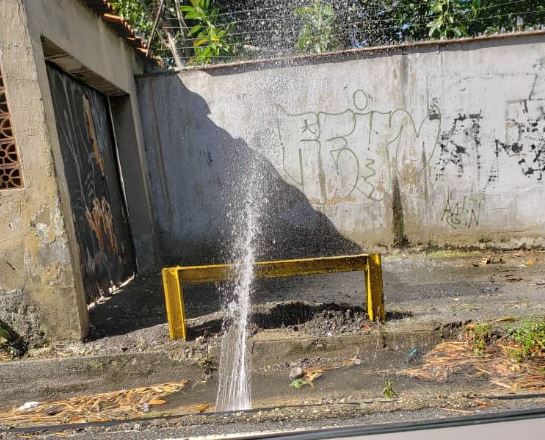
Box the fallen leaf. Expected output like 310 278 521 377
147 399 167 406
490 380 511 390
0 381 188 428
195 403 210 413
44 406 61 416
303 368 324 384
474 399 490 407
494 316 516 323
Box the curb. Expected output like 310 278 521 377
0 323 454 409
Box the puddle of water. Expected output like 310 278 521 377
160 360 490 415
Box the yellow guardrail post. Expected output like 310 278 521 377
162 254 385 340
365 254 385 321
162 267 186 340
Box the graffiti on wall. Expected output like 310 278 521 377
435 112 482 180
274 75 545 231
441 191 482 229
495 97 545 182
275 89 441 206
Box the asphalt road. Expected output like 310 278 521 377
89 250 545 337
7 397 545 439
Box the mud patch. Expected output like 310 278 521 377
187 301 411 340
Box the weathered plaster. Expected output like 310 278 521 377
138 34 545 262
0 0 82 342
0 0 157 342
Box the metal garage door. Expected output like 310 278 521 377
47 64 136 303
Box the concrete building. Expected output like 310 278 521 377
0 0 156 344
1 0 544 345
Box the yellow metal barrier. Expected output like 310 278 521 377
162 253 384 340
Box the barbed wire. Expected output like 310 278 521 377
158 0 540 41
153 7 545 52
153 20 545 59
149 1 545 66
158 10 545 49
165 0 536 21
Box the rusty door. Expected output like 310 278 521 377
46 64 136 303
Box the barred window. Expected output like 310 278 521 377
0 66 22 189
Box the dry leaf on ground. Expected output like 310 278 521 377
399 339 545 392
195 403 210 413
0 381 188 428
148 398 167 405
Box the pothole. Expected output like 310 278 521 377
186 301 412 340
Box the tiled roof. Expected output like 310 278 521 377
80 0 148 55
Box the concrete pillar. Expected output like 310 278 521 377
0 0 88 343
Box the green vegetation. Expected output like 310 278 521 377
507 319 545 361
289 378 311 389
180 0 237 64
110 0 154 39
396 0 545 41
466 318 545 361
109 0 545 65
471 322 492 356
294 0 337 54
110 0 236 65
426 0 475 38
382 378 397 398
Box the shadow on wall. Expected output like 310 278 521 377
141 75 361 265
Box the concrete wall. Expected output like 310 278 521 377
138 34 545 264
0 0 155 343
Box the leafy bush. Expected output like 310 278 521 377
110 0 545 65
396 0 545 41
110 0 154 39
181 0 237 64
469 322 492 356
508 319 545 360
426 0 470 38
295 0 337 54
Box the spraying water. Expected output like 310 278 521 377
216 163 264 411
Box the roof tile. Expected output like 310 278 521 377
80 0 148 54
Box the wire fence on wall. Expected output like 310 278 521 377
146 0 545 68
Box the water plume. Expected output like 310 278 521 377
216 160 265 411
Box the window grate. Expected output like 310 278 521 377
0 67 22 189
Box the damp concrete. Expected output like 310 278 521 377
0 250 544 413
